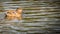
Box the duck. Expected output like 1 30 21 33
6 10 15 20
6 8 22 20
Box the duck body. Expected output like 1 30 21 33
6 8 22 20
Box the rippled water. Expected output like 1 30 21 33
0 1 60 34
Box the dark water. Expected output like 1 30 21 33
0 0 60 34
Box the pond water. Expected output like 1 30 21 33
0 1 60 34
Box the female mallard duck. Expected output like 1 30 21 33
5 8 22 20
6 10 15 20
